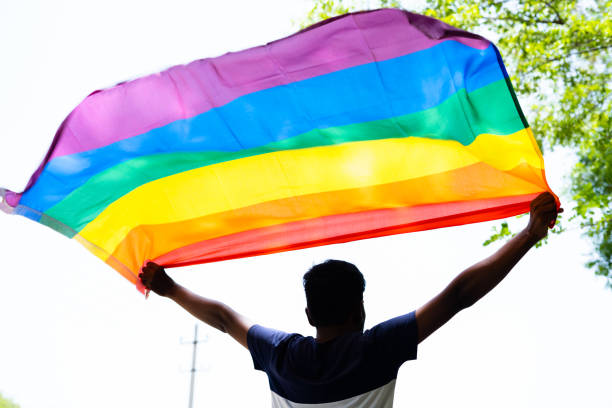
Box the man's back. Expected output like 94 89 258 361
248 312 418 407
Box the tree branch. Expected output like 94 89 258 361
527 43 612 73
482 14 565 25
541 0 566 25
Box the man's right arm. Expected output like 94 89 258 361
140 263 253 349
415 192 560 343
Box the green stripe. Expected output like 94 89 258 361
44 78 525 235
504 76 529 128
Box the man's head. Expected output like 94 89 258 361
303 259 366 328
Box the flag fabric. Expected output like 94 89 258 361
0 9 556 290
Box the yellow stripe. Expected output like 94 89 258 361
79 128 543 254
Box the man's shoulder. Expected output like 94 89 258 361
361 310 419 364
247 324 309 350
364 310 417 336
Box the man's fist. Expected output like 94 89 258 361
527 192 562 242
139 262 176 297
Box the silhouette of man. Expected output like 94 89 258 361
140 192 560 407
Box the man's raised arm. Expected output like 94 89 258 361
416 192 561 343
139 263 253 348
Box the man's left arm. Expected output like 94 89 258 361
415 192 561 343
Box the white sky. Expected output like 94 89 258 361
1 1 611 407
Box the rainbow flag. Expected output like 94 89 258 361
0 9 555 290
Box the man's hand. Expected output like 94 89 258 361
139 262 176 297
526 192 563 243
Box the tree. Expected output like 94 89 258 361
303 0 612 285
0 392 20 408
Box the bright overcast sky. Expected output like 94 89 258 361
1 1 611 407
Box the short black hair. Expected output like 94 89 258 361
303 259 366 327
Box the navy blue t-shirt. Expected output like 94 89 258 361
247 311 418 407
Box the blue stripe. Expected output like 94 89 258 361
22 41 503 213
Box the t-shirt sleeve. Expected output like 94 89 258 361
366 310 418 369
247 324 292 372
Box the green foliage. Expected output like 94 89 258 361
483 214 566 248
302 0 402 27
0 392 20 408
303 0 612 285
483 221 515 246
303 0 351 26
571 115 612 279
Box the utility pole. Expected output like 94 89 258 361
183 324 207 408
188 324 198 408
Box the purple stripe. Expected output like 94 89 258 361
1 9 490 209
50 9 488 160
6 191 20 207
0 188 18 212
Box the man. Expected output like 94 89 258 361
140 192 561 407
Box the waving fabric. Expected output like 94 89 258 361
0 9 556 290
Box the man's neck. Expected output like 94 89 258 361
315 321 362 343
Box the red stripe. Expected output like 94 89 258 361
153 194 540 268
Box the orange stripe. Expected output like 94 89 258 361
105 161 549 277
153 193 540 269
